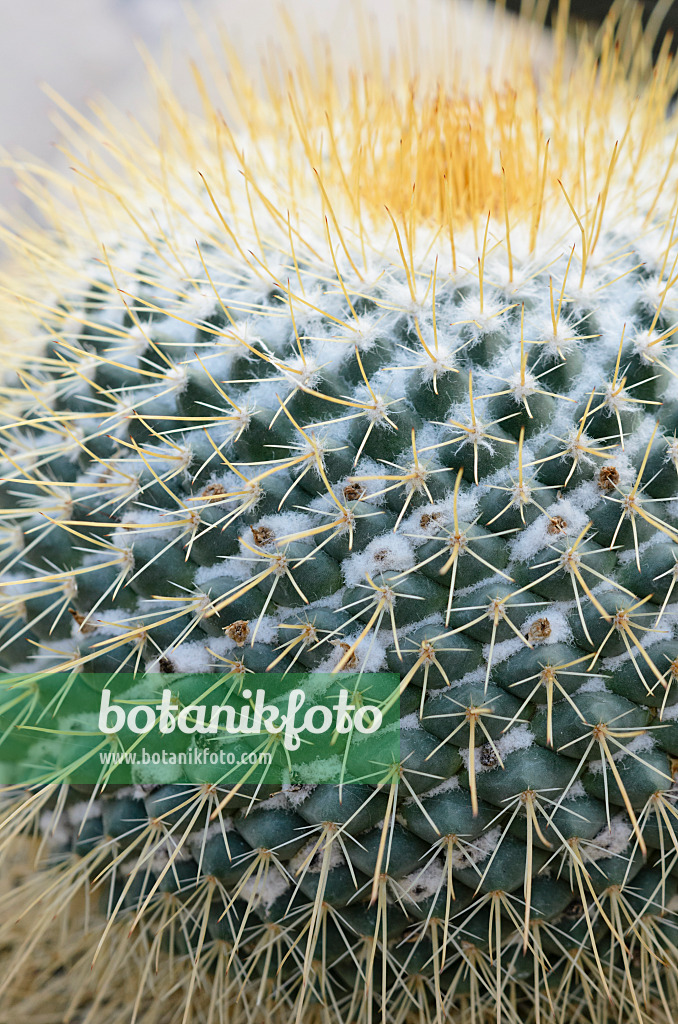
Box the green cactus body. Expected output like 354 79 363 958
2 4 678 1024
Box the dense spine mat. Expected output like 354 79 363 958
2 4 678 1022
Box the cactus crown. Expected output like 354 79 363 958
2 3 678 1023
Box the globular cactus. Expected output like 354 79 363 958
2 3 678 1023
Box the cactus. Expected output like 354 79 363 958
2 2 678 1022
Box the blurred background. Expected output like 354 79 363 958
0 0 405 208
1 0 676 209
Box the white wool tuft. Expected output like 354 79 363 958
462 826 503 866
342 457 389 503
574 674 608 694
587 732 655 774
422 774 461 798
497 724 535 758
282 784 317 809
662 701 678 722
460 725 534 774
248 511 314 546
289 838 345 875
83 608 133 634
38 811 70 850
482 604 569 669
240 870 291 910
402 860 446 903
315 628 388 674
67 801 101 827
341 533 415 587
155 641 213 673
509 497 591 563
194 554 252 583
252 793 290 812
298 753 356 783
584 816 633 862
